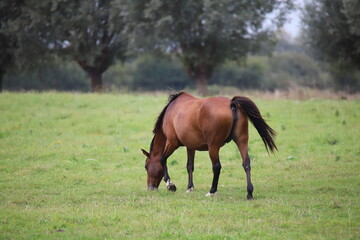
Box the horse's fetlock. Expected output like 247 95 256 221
213 162 222 171
247 183 254 192
242 163 251 172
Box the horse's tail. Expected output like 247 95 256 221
231 96 277 153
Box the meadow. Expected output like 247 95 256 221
0 92 359 239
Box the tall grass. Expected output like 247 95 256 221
0 92 359 239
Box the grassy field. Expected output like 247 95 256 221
0 92 359 239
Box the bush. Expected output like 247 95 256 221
131 55 191 91
268 53 329 89
210 60 265 89
103 60 135 92
4 60 89 91
329 65 360 93
208 53 334 91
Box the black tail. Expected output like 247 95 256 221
231 96 277 153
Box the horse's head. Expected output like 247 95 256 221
141 149 163 190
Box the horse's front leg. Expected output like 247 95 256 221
161 143 179 192
160 155 176 192
186 148 195 193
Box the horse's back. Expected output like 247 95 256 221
198 97 234 146
163 93 234 150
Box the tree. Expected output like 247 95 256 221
0 29 11 92
302 0 360 69
2 0 129 92
131 0 293 95
0 0 24 92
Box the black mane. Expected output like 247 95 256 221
152 92 184 134
149 92 184 152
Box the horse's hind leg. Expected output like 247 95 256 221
206 146 221 196
186 148 195 193
235 137 254 200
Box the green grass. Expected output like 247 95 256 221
0 92 359 239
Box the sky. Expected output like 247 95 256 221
283 0 304 38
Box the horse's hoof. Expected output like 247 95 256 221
247 194 253 200
167 182 177 192
186 187 194 193
205 192 216 197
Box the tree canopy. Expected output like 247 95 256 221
1 0 129 92
302 0 360 69
132 0 294 95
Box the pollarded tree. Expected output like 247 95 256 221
0 0 27 93
0 0 58 93
302 0 360 69
2 0 129 92
131 0 294 95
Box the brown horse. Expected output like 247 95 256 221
141 92 277 199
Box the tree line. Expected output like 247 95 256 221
6 49 359 93
1 0 360 95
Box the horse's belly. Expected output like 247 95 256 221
193 145 209 151
182 141 209 151
174 123 207 150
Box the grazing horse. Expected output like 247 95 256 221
141 92 277 199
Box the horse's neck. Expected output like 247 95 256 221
151 131 166 159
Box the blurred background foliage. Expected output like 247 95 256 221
4 47 360 93
1 0 360 94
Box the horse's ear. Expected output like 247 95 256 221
141 149 150 157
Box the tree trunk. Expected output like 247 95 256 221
88 70 103 92
187 63 212 96
77 61 104 92
0 70 4 93
195 73 208 97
